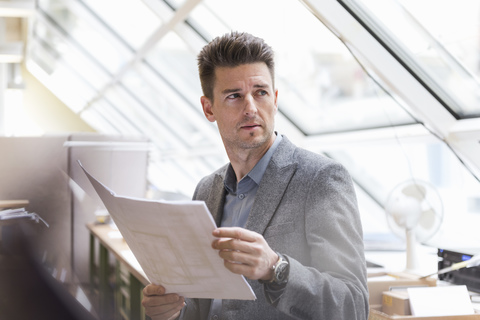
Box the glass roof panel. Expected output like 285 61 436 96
187 3 229 39
28 37 99 113
80 0 163 50
189 0 415 135
165 0 188 9
80 100 124 134
144 31 203 108
122 59 221 149
37 0 133 74
101 84 186 150
278 74 414 134
351 0 480 118
141 0 176 22
33 17 111 87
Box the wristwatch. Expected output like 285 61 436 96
270 252 289 285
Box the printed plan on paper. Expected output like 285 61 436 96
80 162 256 300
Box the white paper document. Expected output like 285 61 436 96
408 285 474 316
80 163 256 300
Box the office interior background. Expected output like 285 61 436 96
1 0 480 318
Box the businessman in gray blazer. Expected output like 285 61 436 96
142 31 369 320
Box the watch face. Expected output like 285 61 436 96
275 261 289 283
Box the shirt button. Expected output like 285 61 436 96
238 193 245 199
212 315 219 320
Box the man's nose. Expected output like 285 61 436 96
244 95 258 116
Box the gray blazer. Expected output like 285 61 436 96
182 136 369 320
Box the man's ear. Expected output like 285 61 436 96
274 89 279 114
201 96 216 122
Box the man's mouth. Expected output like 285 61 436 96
240 122 261 129
240 124 260 131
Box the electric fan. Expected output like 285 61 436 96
384 180 444 273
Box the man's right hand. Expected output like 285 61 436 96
142 284 185 320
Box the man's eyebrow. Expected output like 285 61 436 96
221 84 270 95
221 88 241 95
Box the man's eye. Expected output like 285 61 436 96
227 93 240 99
258 90 268 96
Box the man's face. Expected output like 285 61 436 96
201 63 278 153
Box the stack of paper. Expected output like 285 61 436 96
0 207 49 227
0 207 34 220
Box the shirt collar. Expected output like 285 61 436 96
224 133 282 193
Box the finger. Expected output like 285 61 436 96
143 284 166 296
213 237 253 253
222 259 265 280
213 227 258 242
224 259 250 274
144 297 185 319
142 293 182 308
219 249 252 265
218 246 270 267
166 310 182 320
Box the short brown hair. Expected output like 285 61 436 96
197 31 275 100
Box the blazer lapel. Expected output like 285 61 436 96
245 137 297 235
206 173 227 227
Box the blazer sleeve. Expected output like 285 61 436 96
275 161 369 320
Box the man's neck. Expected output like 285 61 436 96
226 137 275 182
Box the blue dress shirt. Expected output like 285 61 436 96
208 133 282 320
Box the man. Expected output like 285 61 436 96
142 31 369 320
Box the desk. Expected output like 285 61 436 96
0 200 29 209
87 223 149 320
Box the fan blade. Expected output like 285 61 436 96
418 208 435 230
402 184 426 201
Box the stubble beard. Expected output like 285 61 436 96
234 124 274 150
222 114 275 152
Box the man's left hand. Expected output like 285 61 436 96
212 227 278 281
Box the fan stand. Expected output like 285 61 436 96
405 228 420 273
